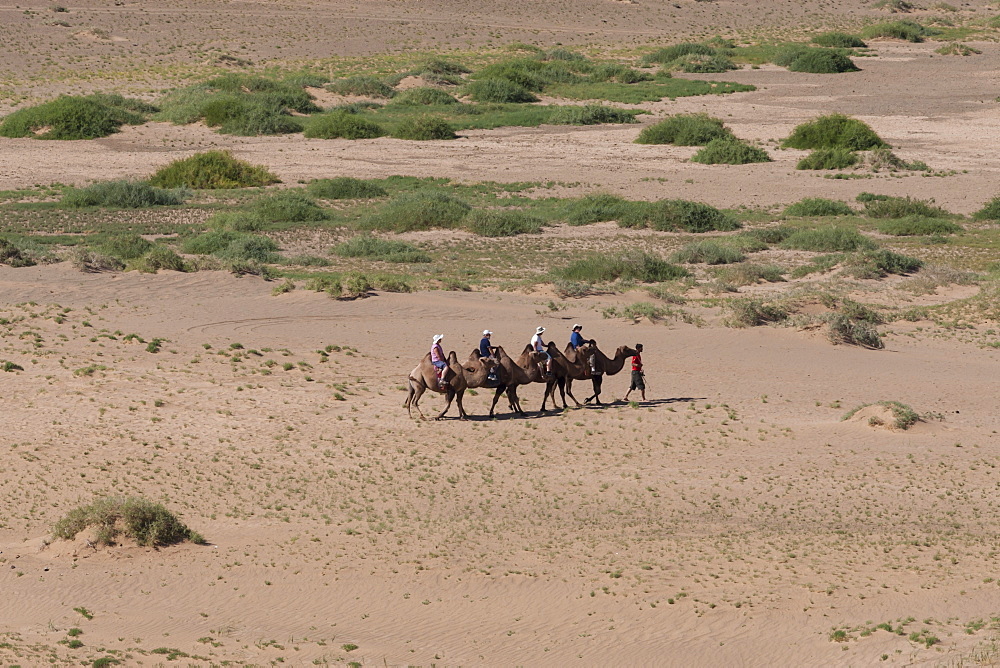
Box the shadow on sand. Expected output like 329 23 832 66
441 396 706 421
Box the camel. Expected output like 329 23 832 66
544 340 596 409
404 350 500 420
487 345 549 417
562 342 638 406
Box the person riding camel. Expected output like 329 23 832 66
569 323 594 377
430 334 448 389
479 329 499 385
531 326 552 378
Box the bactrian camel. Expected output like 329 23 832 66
487 345 550 417
562 342 638 406
543 340 595 410
404 350 500 420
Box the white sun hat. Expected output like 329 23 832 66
483 330 493 336
573 323 582 329
432 334 444 343
536 326 545 334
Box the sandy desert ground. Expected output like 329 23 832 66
4 1 1000 666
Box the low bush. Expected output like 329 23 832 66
53 496 203 547
714 263 786 286
303 111 387 139
465 209 543 237
619 199 740 233
740 227 795 244
548 105 638 125
876 217 962 235
861 20 932 42
181 229 245 255
148 151 279 189
100 233 153 260
812 32 867 48
788 49 860 73
690 137 771 165
0 237 36 268
61 181 185 208
307 177 388 199
130 246 187 273
857 192 890 203
361 192 471 232
784 198 855 217
862 196 950 219
844 248 922 278
796 148 859 170
587 63 652 83
973 196 1000 221
557 251 688 283
333 235 431 263
673 54 738 74
827 314 884 348
842 400 919 428
642 43 716 65
216 235 280 263
564 193 630 225
671 240 745 265
635 113 732 146
391 116 457 140
388 88 459 106
783 113 887 150
201 96 303 136
472 57 581 91
326 76 396 98
0 94 153 140
463 78 539 103
724 297 789 327
780 227 876 252
67 248 124 273
935 42 982 56
249 191 327 222
206 211 267 232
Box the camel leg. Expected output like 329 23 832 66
564 377 582 408
455 389 468 420
540 380 556 412
409 380 428 419
508 386 524 415
490 385 506 417
436 388 455 420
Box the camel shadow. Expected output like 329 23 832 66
451 396 705 421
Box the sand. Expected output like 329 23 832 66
4 0 1000 665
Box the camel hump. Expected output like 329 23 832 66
563 342 574 354
521 343 534 354
447 350 459 363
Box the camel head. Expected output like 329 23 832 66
618 345 639 359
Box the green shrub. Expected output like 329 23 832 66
812 32 867 48
842 400 919 428
619 199 740 233
740 227 795 244
564 193 630 225
326 76 396 98
973 196 1000 221
0 237 37 268
780 227 876 252
61 181 185 208
216 235 280 263
671 240 745 265
587 63 653 83
642 43 716 65
130 246 187 273
548 105 638 125
464 78 539 103
788 49 860 74
53 497 203 547
861 20 930 42
714 263 786 286
333 235 431 263
307 177 388 199
724 297 789 327
796 148 859 170
465 210 543 237
472 58 581 91
181 229 245 255
862 196 950 219
200 96 303 136
935 42 982 56
100 233 153 260
206 211 267 232
783 113 887 150
827 314 884 348
203 74 319 113
784 198 855 217
388 88 459 106
250 191 327 222
0 94 152 140
417 58 471 76
856 192 890 203
557 250 688 283
635 113 732 146
876 217 962 235
148 151 279 189
673 54 738 74
844 249 922 278
691 137 771 165
391 116 457 140
362 192 471 232
303 111 387 139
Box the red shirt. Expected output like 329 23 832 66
631 353 642 371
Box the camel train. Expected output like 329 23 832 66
404 339 639 421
